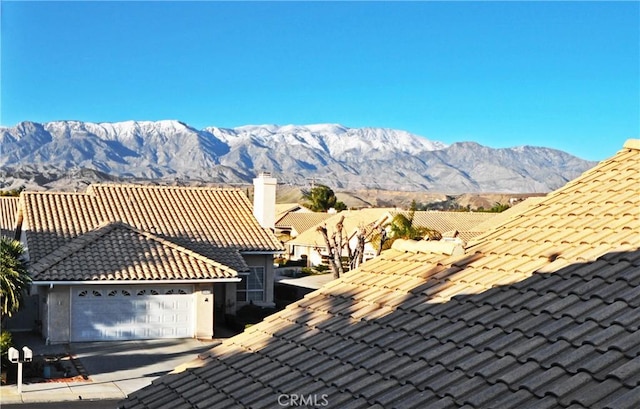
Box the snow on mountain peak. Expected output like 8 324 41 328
0 119 596 194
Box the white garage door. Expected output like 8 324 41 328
71 285 194 342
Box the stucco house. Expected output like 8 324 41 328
274 211 333 242
12 175 283 343
287 208 394 266
123 140 640 409
286 207 504 266
275 202 310 220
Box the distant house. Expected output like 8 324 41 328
287 208 394 266
275 202 310 220
275 211 333 242
122 140 640 409
398 209 497 242
286 207 509 266
12 177 283 343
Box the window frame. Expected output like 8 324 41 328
237 266 265 302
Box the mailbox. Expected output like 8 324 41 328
8 347 19 363
22 346 33 362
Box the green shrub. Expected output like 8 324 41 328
0 331 12 358
1 331 13 370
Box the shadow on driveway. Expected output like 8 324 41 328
70 337 219 382
9 326 238 396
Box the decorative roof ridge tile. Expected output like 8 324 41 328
391 239 465 256
86 182 243 193
30 220 239 277
623 139 640 151
20 190 93 197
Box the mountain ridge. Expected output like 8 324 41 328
0 120 596 193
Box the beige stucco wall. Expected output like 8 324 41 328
194 284 214 339
46 286 71 344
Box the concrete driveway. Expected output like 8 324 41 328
70 338 219 395
2 332 230 404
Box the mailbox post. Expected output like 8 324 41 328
8 346 32 394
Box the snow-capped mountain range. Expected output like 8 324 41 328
0 120 596 192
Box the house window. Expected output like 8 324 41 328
237 267 265 302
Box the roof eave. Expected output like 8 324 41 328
31 278 241 286
241 250 285 255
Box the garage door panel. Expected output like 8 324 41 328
71 285 194 342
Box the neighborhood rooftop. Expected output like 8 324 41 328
288 208 398 248
275 211 333 236
122 139 640 409
29 221 239 283
275 203 308 220
19 184 284 272
399 209 498 242
464 196 547 243
10 181 285 343
288 207 506 250
0 196 20 238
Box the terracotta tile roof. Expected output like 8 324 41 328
275 203 308 219
88 184 283 253
408 210 496 233
288 208 396 247
467 196 546 237
30 221 239 282
20 184 284 275
0 197 19 238
21 191 102 262
275 212 333 236
121 140 640 409
396 210 497 241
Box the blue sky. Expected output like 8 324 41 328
1 1 638 161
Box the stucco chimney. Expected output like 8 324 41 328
253 172 277 230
